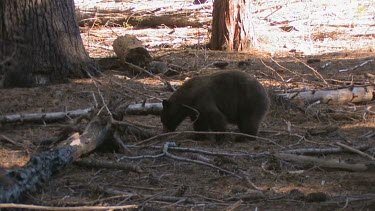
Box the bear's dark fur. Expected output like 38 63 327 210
161 70 269 142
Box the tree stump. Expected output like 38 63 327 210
113 35 152 68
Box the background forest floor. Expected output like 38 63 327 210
1 0 375 210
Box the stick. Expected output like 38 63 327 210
162 142 242 178
136 130 283 148
0 107 94 124
336 142 375 160
0 203 137 210
274 153 375 172
224 199 243 211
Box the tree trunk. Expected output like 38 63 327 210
0 0 97 88
210 0 254 51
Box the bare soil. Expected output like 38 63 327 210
1 0 375 210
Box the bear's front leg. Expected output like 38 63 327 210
237 114 262 141
205 111 228 144
192 116 211 141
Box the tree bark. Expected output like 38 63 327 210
0 0 97 88
210 0 254 51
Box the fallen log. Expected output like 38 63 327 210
0 118 112 203
0 107 94 124
125 102 163 115
282 85 375 105
274 153 375 172
76 7 211 28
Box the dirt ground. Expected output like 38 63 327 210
1 0 375 210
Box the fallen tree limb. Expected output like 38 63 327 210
0 107 94 124
274 153 375 172
319 193 375 209
0 203 137 210
76 7 211 28
125 103 163 115
281 85 375 105
0 118 112 203
335 142 375 160
282 144 370 155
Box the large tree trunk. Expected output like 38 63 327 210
0 0 97 88
210 0 254 51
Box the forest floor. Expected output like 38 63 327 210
1 0 375 210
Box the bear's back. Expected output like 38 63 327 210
169 71 268 117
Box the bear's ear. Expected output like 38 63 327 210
162 100 171 108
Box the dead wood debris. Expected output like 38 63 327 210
282 85 375 105
0 203 137 210
274 153 375 172
0 107 94 124
0 118 112 203
92 184 196 204
75 158 143 173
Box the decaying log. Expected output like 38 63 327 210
0 203 137 210
76 7 211 28
0 118 112 203
282 85 375 105
125 102 163 115
0 107 94 124
275 153 375 172
113 35 152 68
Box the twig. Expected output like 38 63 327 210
282 144 370 155
94 67 161 100
0 135 26 149
224 199 243 211
336 142 375 160
269 56 304 80
113 118 157 129
120 142 242 178
274 153 375 172
338 59 374 72
162 142 242 178
294 57 328 85
123 61 171 87
0 203 137 210
259 58 286 83
117 152 165 161
136 131 283 148
113 131 135 155
146 145 270 158
84 70 112 117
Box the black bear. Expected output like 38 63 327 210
161 70 269 142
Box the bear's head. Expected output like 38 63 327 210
161 100 195 132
